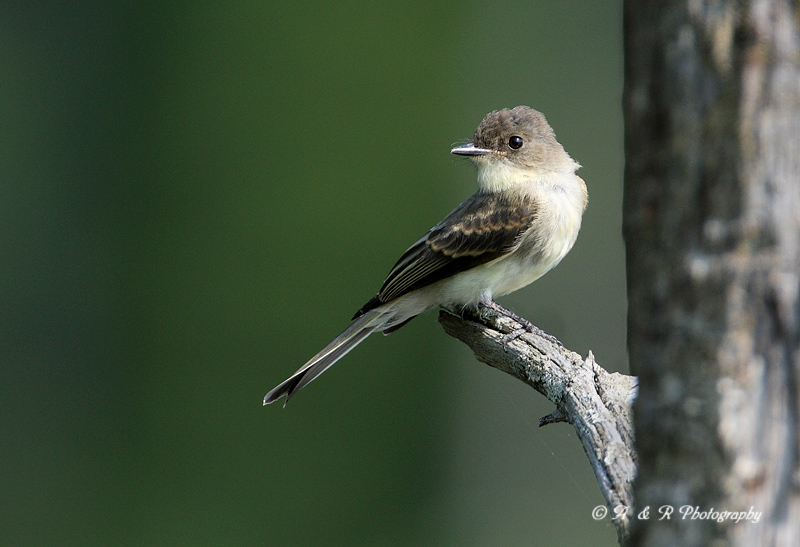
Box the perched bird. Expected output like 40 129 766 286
264 106 587 405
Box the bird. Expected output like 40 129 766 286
264 106 587 405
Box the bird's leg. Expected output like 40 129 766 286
482 300 562 346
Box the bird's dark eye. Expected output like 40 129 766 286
508 136 524 149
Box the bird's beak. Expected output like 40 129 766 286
451 143 492 156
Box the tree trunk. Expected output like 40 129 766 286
623 1 800 545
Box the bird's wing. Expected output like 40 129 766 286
354 191 537 317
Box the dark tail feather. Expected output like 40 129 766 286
263 315 380 405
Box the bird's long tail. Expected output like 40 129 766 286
263 310 385 405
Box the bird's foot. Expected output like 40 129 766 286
482 300 562 346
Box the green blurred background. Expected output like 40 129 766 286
1 2 625 545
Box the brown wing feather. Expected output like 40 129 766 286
354 192 536 318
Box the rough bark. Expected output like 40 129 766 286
624 1 800 545
438 307 637 543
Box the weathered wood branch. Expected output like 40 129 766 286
438 306 638 544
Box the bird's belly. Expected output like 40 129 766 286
429 250 557 307
448 218 577 304
404 187 584 309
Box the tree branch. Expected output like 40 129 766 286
438 306 637 544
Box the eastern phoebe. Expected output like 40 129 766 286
264 106 587 405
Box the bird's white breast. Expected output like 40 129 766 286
385 171 587 315
446 171 587 302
